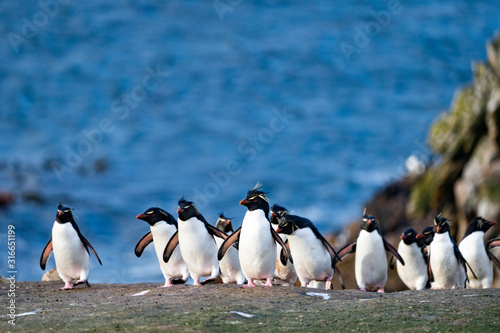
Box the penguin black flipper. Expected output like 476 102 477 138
279 239 293 267
486 238 500 249
271 227 293 265
204 222 229 241
452 239 477 281
135 232 154 257
334 267 346 290
218 227 241 260
163 231 179 263
78 234 102 265
383 238 404 265
196 213 229 241
337 241 356 260
487 250 500 269
40 238 53 270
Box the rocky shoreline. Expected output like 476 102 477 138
2 281 499 332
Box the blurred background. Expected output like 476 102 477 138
0 0 499 284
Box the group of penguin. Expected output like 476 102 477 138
39 182 500 291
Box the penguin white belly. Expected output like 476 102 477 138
288 229 332 286
430 234 462 289
272 232 297 286
396 241 428 290
215 235 245 284
239 210 276 280
178 217 219 280
355 230 387 290
151 223 189 281
459 233 492 289
52 222 89 282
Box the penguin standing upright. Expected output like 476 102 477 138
275 211 341 290
396 228 429 290
40 203 102 290
458 216 499 289
214 214 245 284
430 215 475 289
270 204 297 286
163 198 227 286
135 207 189 287
338 210 404 292
218 183 292 287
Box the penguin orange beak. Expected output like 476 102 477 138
436 225 441 233
416 233 424 239
136 214 146 220
275 226 283 233
177 208 182 215
400 234 405 240
240 199 248 206
57 210 63 216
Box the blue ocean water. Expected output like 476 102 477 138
0 0 498 283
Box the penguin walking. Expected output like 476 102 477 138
218 183 292 287
338 211 404 292
163 198 228 286
40 203 102 290
396 228 429 290
214 214 246 284
430 215 476 289
458 216 499 289
270 204 297 286
275 211 341 290
135 207 189 287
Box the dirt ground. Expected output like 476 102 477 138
1 281 499 332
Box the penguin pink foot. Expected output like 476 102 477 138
161 279 173 288
360 288 367 291
325 277 332 290
60 281 73 290
242 279 256 288
377 287 385 293
264 278 273 287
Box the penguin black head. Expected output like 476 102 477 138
56 202 75 224
275 214 298 235
177 197 200 221
215 213 234 233
400 228 419 246
240 182 270 216
416 226 435 246
361 211 378 233
136 207 177 227
434 214 451 234
270 204 288 225
464 216 497 236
